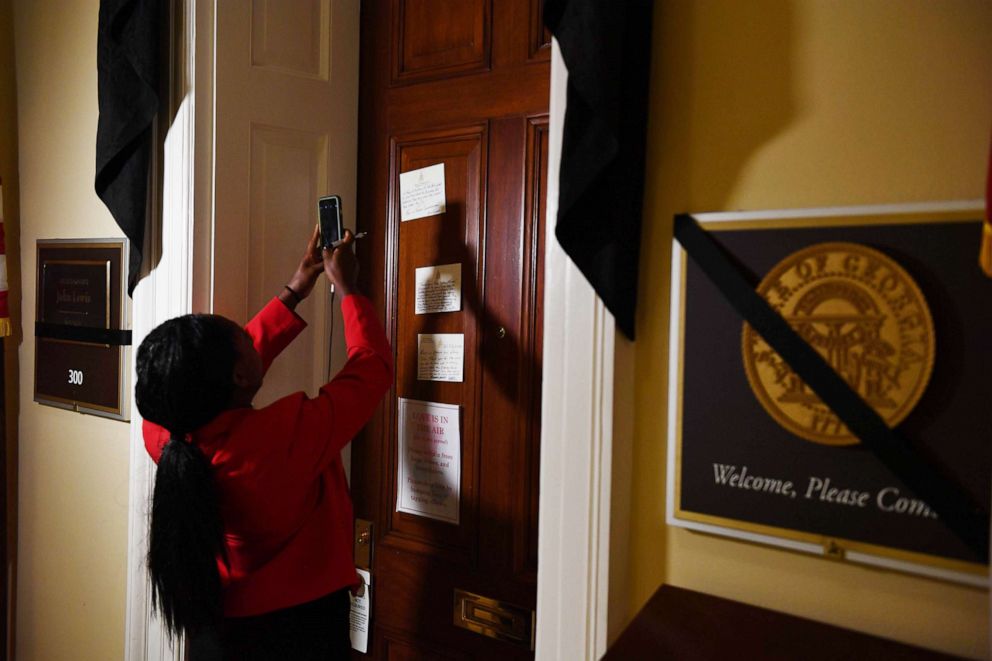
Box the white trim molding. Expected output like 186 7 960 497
124 1 214 659
535 40 616 661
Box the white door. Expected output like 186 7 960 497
213 0 360 404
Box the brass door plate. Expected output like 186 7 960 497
453 589 534 650
354 519 373 570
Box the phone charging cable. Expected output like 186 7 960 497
327 283 335 380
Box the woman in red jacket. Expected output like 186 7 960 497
136 228 392 659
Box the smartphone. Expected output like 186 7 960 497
317 195 344 250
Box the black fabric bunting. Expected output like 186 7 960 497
95 0 160 295
544 0 654 340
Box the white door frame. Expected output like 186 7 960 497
124 11 616 659
534 40 616 661
124 1 212 658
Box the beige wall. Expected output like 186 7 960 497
13 1 129 659
627 0 992 658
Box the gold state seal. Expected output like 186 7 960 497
742 242 935 446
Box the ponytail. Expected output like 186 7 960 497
149 434 226 635
136 313 240 638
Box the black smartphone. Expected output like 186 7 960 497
317 195 344 250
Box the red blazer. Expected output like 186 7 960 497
143 294 392 617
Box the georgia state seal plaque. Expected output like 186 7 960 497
742 242 935 446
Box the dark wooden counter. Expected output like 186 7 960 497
604 584 964 660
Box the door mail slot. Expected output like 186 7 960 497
453 589 534 650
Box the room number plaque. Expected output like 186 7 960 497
34 239 130 420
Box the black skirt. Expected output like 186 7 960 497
188 588 352 660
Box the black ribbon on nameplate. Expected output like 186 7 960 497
673 213 989 562
35 322 132 346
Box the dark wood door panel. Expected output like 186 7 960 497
375 552 535 660
391 0 549 85
385 125 487 561
393 0 491 84
520 117 547 577
527 0 551 60
379 623 531 661
380 626 470 660
475 116 547 577
483 0 548 66
386 66 548 132
356 1 548 657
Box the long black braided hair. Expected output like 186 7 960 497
135 313 240 638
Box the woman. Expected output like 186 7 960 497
136 227 392 659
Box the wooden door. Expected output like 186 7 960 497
353 1 550 658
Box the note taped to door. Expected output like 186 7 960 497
396 398 461 524
349 568 371 653
417 333 464 382
415 263 461 314
399 163 446 221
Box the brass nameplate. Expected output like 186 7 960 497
354 519 373 571
34 239 130 420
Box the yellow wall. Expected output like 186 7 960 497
629 0 992 657
12 1 129 658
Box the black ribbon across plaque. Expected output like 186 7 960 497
672 212 990 568
34 239 131 420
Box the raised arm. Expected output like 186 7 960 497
268 293 392 477
244 298 307 374
248 224 327 370
255 230 393 476
143 225 326 462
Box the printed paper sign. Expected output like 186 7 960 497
417 333 464 382
399 163 446 221
415 263 462 314
397 398 461 524
349 568 371 653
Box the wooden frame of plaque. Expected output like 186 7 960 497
34 238 130 421
666 203 990 586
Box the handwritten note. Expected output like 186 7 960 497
399 163 446 221
415 263 461 314
417 334 464 382
396 398 461 524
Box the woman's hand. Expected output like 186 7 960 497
322 229 359 297
280 225 325 309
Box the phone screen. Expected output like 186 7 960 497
318 196 343 249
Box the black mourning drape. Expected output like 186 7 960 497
95 0 160 295
544 0 655 340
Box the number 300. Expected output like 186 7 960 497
67 369 84 385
